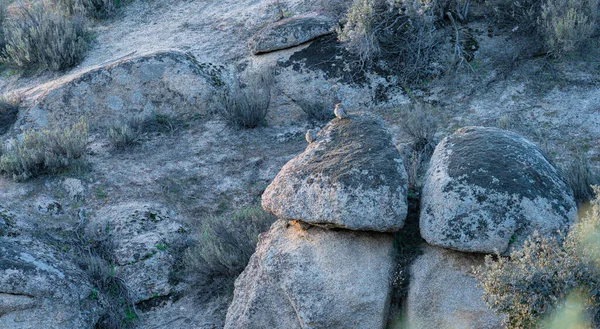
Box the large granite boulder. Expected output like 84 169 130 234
224 220 395 329
405 245 505 329
249 14 335 55
0 239 100 329
87 202 187 303
19 50 223 132
421 126 577 253
262 115 408 232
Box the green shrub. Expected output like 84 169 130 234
184 205 275 285
0 118 88 180
539 0 599 55
475 189 600 328
56 0 117 19
337 0 443 83
217 70 273 129
2 0 89 71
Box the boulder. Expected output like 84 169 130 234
224 220 395 329
0 239 100 329
421 126 577 253
87 202 187 303
405 245 505 329
19 50 223 132
249 14 335 55
262 115 408 232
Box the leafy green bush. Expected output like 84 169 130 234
337 0 443 83
184 205 275 285
475 189 600 328
217 70 273 129
2 0 89 71
0 119 88 180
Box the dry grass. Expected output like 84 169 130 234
184 205 275 287
217 69 273 129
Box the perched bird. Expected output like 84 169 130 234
305 129 317 143
334 103 348 119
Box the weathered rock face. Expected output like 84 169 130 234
0 239 100 329
87 203 187 303
262 115 408 232
19 50 223 132
421 126 577 254
249 14 335 55
224 220 395 329
405 245 505 329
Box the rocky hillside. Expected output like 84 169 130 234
0 0 599 328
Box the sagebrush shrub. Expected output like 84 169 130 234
475 189 600 328
57 0 117 19
2 0 89 71
539 0 599 55
562 154 598 202
107 120 141 150
217 70 273 129
493 0 599 55
184 205 275 285
0 118 88 180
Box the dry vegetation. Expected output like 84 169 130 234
476 190 600 328
0 118 88 180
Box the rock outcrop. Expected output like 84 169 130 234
0 240 100 329
249 14 335 55
87 203 187 303
19 50 223 132
405 245 505 329
421 126 577 253
262 114 408 232
224 220 395 329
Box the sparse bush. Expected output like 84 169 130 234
475 189 600 328
77 227 136 329
107 120 141 150
337 0 444 83
184 205 275 286
397 103 439 190
57 0 117 19
2 0 89 71
295 89 338 122
0 118 88 180
217 70 273 129
562 153 598 202
107 114 188 150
